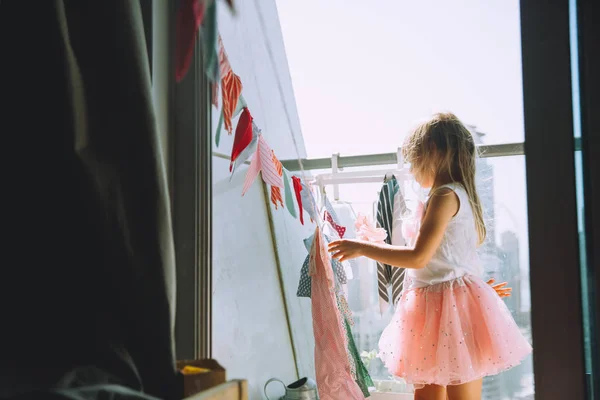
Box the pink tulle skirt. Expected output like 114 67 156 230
378 275 532 388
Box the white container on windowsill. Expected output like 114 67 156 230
369 393 414 400
368 379 414 400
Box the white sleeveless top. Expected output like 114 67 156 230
405 183 483 289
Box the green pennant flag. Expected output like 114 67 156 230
202 0 219 82
283 168 297 219
215 111 224 147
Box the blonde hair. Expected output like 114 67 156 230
402 112 487 244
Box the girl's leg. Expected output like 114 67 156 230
414 384 447 400
446 378 483 400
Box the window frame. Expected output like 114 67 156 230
520 1 589 398
573 0 600 395
150 0 213 360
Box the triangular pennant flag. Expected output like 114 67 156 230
270 151 285 209
217 34 232 78
259 137 284 188
241 148 261 196
283 169 297 218
215 95 246 147
300 182 318 223
230 122 259 180
230 107 253 171
242 134 283 195
175 0 207 82
217 35 243 134
292 176 304 224
222 71 242 134
202 1 219 83
271 186 284 209
211 82 219 108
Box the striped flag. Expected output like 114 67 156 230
242 135 283 196
376 176 406 313
270 151 284 209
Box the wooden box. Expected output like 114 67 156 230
177 359 227 397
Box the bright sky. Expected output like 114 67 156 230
275 0 531 310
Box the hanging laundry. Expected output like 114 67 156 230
401 199 424 252
292 176 304 224
309 227 365 400
282 169 297 218
323 196 341 226
242 135 283 196
354 213 387 243
230 108 253 171
297 233 347 298
175 0 206 82
324 211 346 238
343 318 374 397
376 176 407 314
389 188 409 306
391 186 408 246
270 151 285 209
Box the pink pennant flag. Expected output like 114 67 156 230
242 150 261 196
242 135 284 196
218 35 232 78
259 136 284 188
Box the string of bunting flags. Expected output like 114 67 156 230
175 0 320 225
174 4 377 397
214 35 308 223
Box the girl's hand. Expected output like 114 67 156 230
328 239 365 262
487 279 512 298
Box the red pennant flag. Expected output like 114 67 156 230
175 0 206 82
292 176 304 225
230 108 253 171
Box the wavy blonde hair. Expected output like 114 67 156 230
402 112 486 244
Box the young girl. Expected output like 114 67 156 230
328 113 532 400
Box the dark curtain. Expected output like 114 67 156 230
1 1 177 399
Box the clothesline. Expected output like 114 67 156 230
214 142 525 173
281 142 526 172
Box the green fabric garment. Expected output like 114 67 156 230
345 318 374 397
283 169 297 218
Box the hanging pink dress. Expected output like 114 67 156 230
309 227 365 400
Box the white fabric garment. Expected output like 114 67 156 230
406 183 484 289
331 202 357 280
391 189 406 246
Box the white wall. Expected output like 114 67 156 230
211 1 316 398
